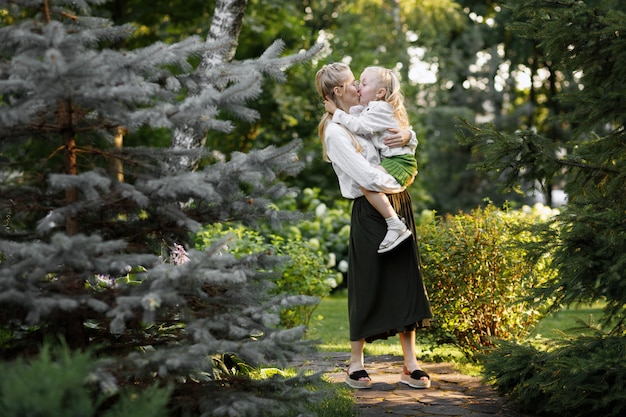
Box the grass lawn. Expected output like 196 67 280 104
306 291 606 362
530 302 607 339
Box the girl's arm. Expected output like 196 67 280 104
332 102 397 136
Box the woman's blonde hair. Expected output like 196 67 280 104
315 63 361 162
363 66 410 130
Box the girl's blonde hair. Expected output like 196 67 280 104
363 66 410 130
315 63 362 162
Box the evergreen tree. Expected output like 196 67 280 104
463 1 626 415
0 1 323 415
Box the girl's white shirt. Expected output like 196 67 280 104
324 121 407 199
331 101 417 158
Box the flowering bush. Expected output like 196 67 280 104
195 222 338 328
262 187 352 291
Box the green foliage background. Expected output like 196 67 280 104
483 336 626 417
0 344 172 417
459 2 626 416
3 0 626 415
195 221 338 329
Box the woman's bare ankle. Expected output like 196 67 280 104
404 361 421 372
348 362 365 373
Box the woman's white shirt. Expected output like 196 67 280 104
325 122 404 199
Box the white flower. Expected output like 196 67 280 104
308 238 320 250
338 260 349 273
326 252 336 268
315 203 327 218
95 274 115 288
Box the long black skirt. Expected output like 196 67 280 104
348 191 432 342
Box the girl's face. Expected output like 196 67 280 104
358 69 383 105
335 70 360 110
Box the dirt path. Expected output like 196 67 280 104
289 352 536 417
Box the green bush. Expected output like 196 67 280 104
262 187 353 290
195 222 338 328
482 335 626 417
0 343 171 417
417 202 557 359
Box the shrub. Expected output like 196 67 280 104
482 335 626 417
417 202 557 359
194 222 337 328
262 187 353 291
0 343 171 417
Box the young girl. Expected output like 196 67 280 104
325 66 418 253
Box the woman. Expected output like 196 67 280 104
315 63 433 389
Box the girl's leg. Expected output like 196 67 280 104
361 187 395 218
398 330 431 388
361 187 411 253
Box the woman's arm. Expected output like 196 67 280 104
384 127 417 152
326 124 403 194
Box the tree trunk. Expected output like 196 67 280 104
59 99 86 349
112 127 126 183
169 0 248 171
59 99 79 236
202 0 247 67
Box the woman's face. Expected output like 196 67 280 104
335 70 360 110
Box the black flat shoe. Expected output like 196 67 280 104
399 367 431 389
345 368 372 389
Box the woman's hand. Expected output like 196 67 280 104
324 97 338 115
384 127 410 148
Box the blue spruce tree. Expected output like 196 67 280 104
0 0 323 415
